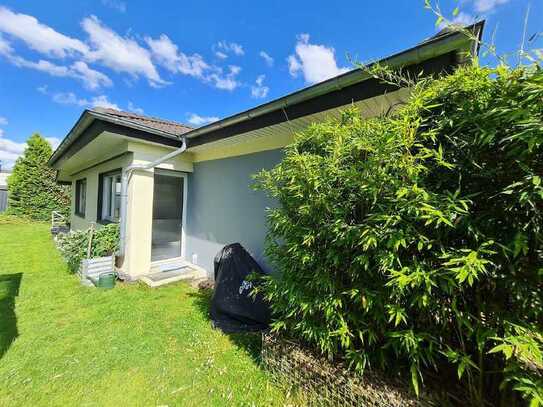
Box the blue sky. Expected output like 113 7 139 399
0 0 541 168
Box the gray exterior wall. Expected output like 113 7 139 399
185 149 283 277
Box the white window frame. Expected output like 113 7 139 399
101 172 122 222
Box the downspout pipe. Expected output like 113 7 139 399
118 136 188 268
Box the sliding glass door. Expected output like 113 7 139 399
151 170 186 262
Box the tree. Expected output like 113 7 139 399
7 133 70 220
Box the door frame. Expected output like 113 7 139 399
151 168 188 263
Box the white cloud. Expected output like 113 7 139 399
474 0 508 13
259 51 274 67
448 11 476 27
0 48 112 90
90 95 120 110
70 61 112 90
230 43 244 56
0 137 24 155
127 101 144 114
45 137 61 150
0 33 12 55
287 54 302 76
0 9 166 88
145 34 209 78
216 40 244 56
0 115 5 138
101 0 127 13
0 136 26 168
0 28 111 90
18 58 70 76
187 113 219 126
0 131 61 169
41 88 120 110
229 65 241 76
82 15 167 87
251 74 269 98
0 7 246 92
287 33 349 84
146 34 241 91
52 91 89 106
215 51 228 60
0 7 88 58
207 65 241 91
0 117 25 168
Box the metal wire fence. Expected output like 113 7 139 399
261 332 430 406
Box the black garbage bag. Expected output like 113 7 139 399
210 243 271 333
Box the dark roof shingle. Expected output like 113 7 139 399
92 108 193 136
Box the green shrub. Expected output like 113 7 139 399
7 134 70 220
254 64 542 405
57 223 119 273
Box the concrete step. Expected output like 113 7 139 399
149 260 187 274
139 263 206 288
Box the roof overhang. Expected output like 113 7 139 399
49 109 184 168
185 21 484 148
49 21 484 169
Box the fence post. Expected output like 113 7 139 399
87 222 95 259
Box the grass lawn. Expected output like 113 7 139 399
0 218 290 406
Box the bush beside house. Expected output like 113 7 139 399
255 64 543 405
57 223 119 273
7 133 70 221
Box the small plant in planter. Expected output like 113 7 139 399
57 223 119 274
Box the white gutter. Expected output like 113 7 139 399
118 136 188 264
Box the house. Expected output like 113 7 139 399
0 164 10 213
49 23 484 282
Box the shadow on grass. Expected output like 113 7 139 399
0 273 22 360
187 289 263 364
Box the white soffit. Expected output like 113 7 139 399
188 88 411 153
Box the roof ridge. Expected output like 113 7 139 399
92 108 193 129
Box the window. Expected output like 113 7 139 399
75 179 86 217
99 171 122 223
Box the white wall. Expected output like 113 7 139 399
67 141 193 277
70 153 133 231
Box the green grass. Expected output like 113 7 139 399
0 220 290 406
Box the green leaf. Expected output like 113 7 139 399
488 344 513 359
410 364 420 396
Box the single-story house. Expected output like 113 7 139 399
49 23 484 282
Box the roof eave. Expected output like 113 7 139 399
184 21 484 142
48 110 183 167
49 21 484 167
